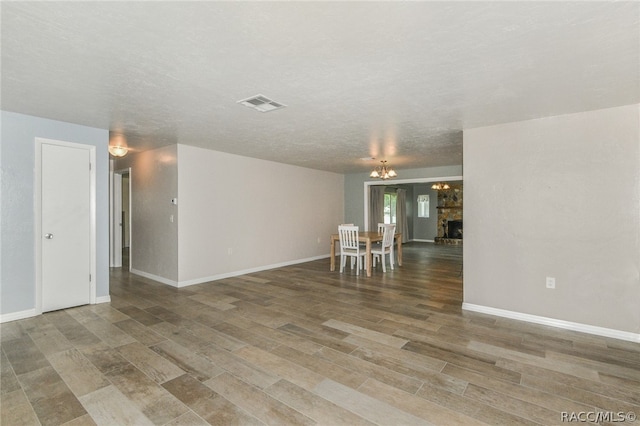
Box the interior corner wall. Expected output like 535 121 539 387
177 144 344 284
115 145 179 283
0 111 110 316
463 104 640 334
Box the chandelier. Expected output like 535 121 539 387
431 182 450 190
369 160 397 180
108 145 129 157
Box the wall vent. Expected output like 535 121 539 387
237 94 286 113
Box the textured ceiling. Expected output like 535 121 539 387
2 2 638 174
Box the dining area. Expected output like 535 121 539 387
329 224 403 277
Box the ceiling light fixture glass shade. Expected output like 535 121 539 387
369 160 397 180
431 182 450 190
108 145 128 157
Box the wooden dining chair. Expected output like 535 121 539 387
372 224 396 272
338 225 366 275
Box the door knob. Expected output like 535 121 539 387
44 233 54 239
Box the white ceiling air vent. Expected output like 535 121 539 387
237 94 286 113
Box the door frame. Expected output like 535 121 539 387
364 175 463 231
112 172 123 267
34 137 97 314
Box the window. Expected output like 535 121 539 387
384 193 397 224
417 194 430 218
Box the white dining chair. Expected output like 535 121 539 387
371 224 396 272
372 222 386 263
338 225 366 275
339 224 361 268
342 224 366 248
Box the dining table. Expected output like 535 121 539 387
330 231 402 277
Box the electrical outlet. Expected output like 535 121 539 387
317 237 321 244
227 248 233 255
546 277 556 289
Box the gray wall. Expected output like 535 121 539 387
177 144 344 284
115 145 179 282
344 165 463 230
115 144 344 285
464 104 640 334
403 185 415 240
1 111 109 316
412 184 438 241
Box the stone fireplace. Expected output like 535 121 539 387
447 220 463 239
434 183 462 245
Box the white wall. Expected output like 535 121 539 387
177 144 344 284
463 104 640 336
1 111 109 317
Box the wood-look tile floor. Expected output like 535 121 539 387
2 243 639 425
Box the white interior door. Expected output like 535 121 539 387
41 142 92 312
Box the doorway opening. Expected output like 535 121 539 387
110 167 132 270
363 175 464 278
364 175 462 234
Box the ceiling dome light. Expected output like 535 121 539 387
109 145 128 157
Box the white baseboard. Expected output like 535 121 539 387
0 308 37 323
411 239 435 243
95 295 111 304
462 303 640 343
1 297 111 323
176 254 331 288
130 269 179 287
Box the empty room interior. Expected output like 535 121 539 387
1 2 639 425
